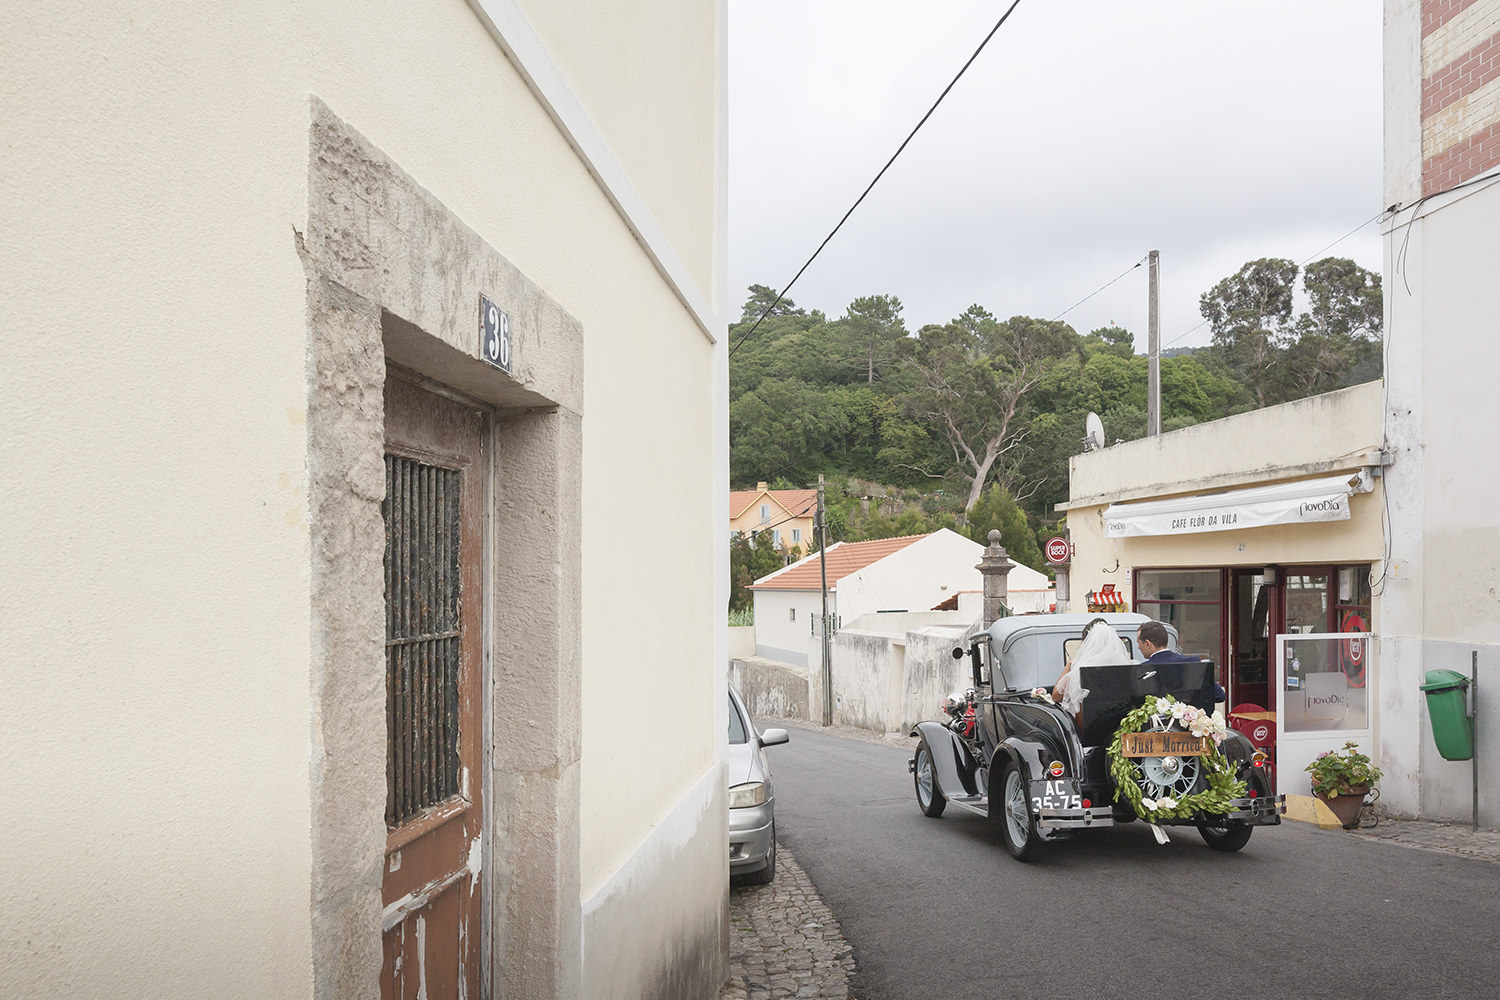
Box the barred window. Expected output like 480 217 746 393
383 455 463 826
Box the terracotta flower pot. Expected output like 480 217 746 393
1315 787 1369 829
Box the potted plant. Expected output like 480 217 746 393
1305 741 1382 829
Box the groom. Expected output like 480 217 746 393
1137 620 1227 704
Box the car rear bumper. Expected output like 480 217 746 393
729 802 774 873
1224 793 1286 824
1037 805 1116 830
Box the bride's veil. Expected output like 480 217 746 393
1056 620 1130 714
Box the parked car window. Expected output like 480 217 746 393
729 695 748 745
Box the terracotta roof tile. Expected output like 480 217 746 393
751 533 931 591
729 488 819 521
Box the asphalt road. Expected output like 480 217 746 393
771 725 1500 1000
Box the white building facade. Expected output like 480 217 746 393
1380 0 1500 825
2 3 729 999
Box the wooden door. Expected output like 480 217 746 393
381 378 484 1000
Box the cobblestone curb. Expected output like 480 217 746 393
720 844 856 1000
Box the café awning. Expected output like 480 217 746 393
1102 472 1367 539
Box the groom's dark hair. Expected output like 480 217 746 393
1138 621 1170 648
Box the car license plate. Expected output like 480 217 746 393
1030 778 1081 812
1120 731 1210 757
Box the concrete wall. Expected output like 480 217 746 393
0 2 727 997
729 625 757 660
729 657 811 722
1381 0 1500 826
828 615 971 733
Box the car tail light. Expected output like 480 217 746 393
1082 798 1092 809
1249 790 1258 798
1048 761 1064 777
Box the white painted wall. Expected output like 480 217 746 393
1380 0 1500 825
0 1 725 996
837 529 984 620
752 589 824 667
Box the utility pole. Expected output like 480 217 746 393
1147 248 1161 436
816 474 832 726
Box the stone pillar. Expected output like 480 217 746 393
976 529 1015 631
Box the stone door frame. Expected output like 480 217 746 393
302 97 584 999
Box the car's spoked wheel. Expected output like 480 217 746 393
914 740 946 818
998 760 1040 861
1129 718 1206 802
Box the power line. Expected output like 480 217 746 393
727 0 1026 358
1050 255 1148 322
1161 210 1386 350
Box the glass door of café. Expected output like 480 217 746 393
1276 568 1375 794
1228 570 1276 714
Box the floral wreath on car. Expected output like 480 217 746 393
1107 695 1246 822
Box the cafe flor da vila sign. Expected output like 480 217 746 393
1102 472 1369 540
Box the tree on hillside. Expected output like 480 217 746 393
962 484 1043 571
729 531 787 612
903 313 1074 513
837 294 908 384
1199 258 1299 407
740 283 806 321
1302 258 1381 342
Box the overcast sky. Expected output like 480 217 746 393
728 1 1384 350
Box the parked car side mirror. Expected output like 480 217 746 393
759 728 789 747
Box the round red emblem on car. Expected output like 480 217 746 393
1048 761 1064 777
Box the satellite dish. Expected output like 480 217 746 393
1084 412 1106 452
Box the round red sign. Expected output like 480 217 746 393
1341 611 1368 688
1045 536 1070 565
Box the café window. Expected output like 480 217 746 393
1134 569 1222 660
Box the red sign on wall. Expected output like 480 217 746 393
1045 536 1070 565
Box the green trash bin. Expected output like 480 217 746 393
1420 669 1474 761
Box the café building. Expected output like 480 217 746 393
1061 382 1386 793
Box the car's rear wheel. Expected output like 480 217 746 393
743 822 777 884
997 760 1041 862
914 740 947 817
1197 818 1253 852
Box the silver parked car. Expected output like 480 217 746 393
728 685 788 884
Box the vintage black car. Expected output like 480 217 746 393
909 613 1284 860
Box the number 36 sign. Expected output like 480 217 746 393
479 294 513 374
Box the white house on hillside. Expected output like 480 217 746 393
750 530 1052 666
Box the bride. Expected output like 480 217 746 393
1052 618 1131 715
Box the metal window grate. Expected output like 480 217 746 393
383 455 463 826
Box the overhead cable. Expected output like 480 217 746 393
1050 255 1148 322
728 0 1026 358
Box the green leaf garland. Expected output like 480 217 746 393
1108 695 1247 822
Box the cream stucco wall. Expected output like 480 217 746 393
2 1 726 997
1064 382 1387 606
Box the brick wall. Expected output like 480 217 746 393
1421 0 1500 195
